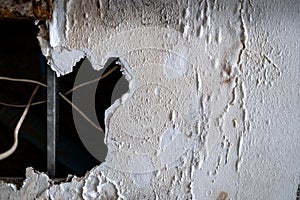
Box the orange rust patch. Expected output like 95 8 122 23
0 0 52 20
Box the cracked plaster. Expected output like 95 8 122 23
1 0 300 199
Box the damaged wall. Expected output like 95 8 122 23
1 0 300 199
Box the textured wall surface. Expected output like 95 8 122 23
1 0 300 199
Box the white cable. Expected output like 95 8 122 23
0 76 47 87
64 65 118 95
59 92 103 132
0 100 46 108
0 85 40 160
0 74 106 142
0 66 118 107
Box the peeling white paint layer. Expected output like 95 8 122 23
1 0 300 199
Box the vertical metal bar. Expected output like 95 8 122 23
47 67 58 178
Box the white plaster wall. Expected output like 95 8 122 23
1 0 300 199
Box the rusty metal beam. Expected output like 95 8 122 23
0 0 52 20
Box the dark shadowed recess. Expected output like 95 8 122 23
0 20 123 178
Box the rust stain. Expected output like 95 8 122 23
0 0 52 20
222 63 232 76
223 78 232 84
216 191 228 200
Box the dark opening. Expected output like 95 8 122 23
0 20 129 178
95 58 124 132
0 20 47 177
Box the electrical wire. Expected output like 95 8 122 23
0 65 119 108
0 85 40 160
64 65 118 95
0 75 104 133
0 65 119 160
58 92 103 132
0 100 46 108
0 77 47 87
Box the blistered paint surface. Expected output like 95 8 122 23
1 0 300 199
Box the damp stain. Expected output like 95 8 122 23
216 191 228 200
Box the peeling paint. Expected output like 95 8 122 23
1 0 300 199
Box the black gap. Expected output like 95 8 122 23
0 20 46 177
0 20 129 178
95 58 123 132
58 58 100 177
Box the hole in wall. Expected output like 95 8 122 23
95 58 128 132
58 58 101 177
71 57 129 164
0 21 102 178
0 20 47 177
0 20 129 178
58 57 129 176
